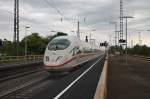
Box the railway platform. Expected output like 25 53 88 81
107 55 150 99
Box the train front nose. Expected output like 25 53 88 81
44 51 65 66
43 38 70 71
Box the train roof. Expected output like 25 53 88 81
52 36 100 49
54 35 78 39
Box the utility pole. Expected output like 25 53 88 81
120 0 124 45
25 27 30 56
109 21 118 51
61 18 85 39
89 33 91 45
120 16 133 65
14 0 16 55
115 30 120 51
109 35 112 46
131 40 133 48
138 32 142 45
14 0 19 56
113 22 118 46
77 21 80 39
77 18 86 39
89 29 96 46
91 39 96 47
116 31 120 46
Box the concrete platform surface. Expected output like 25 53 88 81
107 55 150 99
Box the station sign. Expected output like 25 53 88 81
100 41 108 47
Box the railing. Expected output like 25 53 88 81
133 55 150 61
0 55 43 63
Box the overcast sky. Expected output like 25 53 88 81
0 0 150 46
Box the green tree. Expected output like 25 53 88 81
19 32 68 55
1 32 68 56
128 44 150 56
20 33 46 55
3 40 13 55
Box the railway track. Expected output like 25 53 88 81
0 55 105 99
0 68 43 82
0 61 42 82
0 61 48 99
0 70 48 99
0 73 46 99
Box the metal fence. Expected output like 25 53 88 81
133 55 150 61
0 55 43 62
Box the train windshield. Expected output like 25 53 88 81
48 39 70 50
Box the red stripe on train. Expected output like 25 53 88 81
45 56 77 67
44 53 95 67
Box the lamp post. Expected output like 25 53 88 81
116 31 120 46
89 29 96 46
120 16 133 64
109 21 118 47
91 39 96 47
25 26 30 56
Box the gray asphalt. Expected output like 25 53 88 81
29 55 105 99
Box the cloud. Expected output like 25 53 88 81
0 0 150 46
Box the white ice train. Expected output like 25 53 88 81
43 36 104 73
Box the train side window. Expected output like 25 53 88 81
70 46 80 56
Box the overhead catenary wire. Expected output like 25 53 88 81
1 0 97 37
0 9 31 22
43 0 95 31
65 0 74 10
43 0 63 16
43 0 76 27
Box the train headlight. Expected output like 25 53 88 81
46 56 49 61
